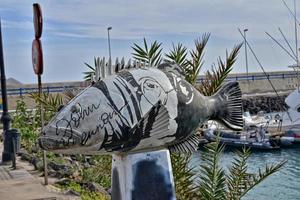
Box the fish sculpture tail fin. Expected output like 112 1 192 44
211 82 243 130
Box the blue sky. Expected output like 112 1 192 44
0 0 299 83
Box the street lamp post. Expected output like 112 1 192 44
0 20 12 163
244 29 249 82
107 27 112 63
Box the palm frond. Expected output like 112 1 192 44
132 38 163 66
171 153 199 200
226 148 286 200
226 148 251 200
198 43 242 96
239 160 286 198
185 33 210 85
165 43 188 67
198 139 227 200
83 57 97 81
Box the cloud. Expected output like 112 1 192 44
0 0 299 83
2 19 32 30
1 0 297 41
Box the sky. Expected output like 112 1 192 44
0 0 299 84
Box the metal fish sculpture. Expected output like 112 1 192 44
39 63 243 154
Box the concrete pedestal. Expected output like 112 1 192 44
111 149 176 200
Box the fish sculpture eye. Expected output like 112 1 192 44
70 103 81 113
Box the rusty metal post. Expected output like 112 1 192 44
38 75 48 185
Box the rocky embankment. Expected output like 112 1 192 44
242 95 288 115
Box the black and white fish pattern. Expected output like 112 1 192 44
39 63 243 155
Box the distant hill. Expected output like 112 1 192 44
7 77 23 86
5 78 23 86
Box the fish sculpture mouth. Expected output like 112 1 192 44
39 128 83 151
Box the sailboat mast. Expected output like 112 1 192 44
294 0 300 92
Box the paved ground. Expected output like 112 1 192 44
0 142 79 200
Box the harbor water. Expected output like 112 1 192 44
192 147 300 200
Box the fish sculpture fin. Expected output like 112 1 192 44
168 133 202 154
157 62 185 78
210 81 244 130
131 100 170 137
112 101 170 152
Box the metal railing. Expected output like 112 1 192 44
197 72 299 82
0 72 298 97
0 85 85 96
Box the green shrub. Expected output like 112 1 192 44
81 155 112 189
57 181 109 200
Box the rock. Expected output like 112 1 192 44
31 145 39 153
86 157 96 165
70 154 85 162
242 94 288 115
48 169 57 177
48 161 75 178
31 156 41 170
83 162 90 168
55 178 72 186
35 160 44 171
83 182 109 195
65 189 81 197
17 148 28 156
57 167 74 178
20 152 33 162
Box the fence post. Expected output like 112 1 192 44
19 88 23 97
47 86 50 94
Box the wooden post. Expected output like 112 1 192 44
111 149 176 200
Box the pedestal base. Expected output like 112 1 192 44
111 149 176 200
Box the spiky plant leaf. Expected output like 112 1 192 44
132 38 163 66
226 148 251 200
198 43 242 96
198 139 227 200
185 33 210 85
165 43 188 67
30 92 63 112
171 153 199 200
83 57 98 81
238 160 286 198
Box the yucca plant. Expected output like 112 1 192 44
30 92 63 113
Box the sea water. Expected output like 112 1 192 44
192 147 300 200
